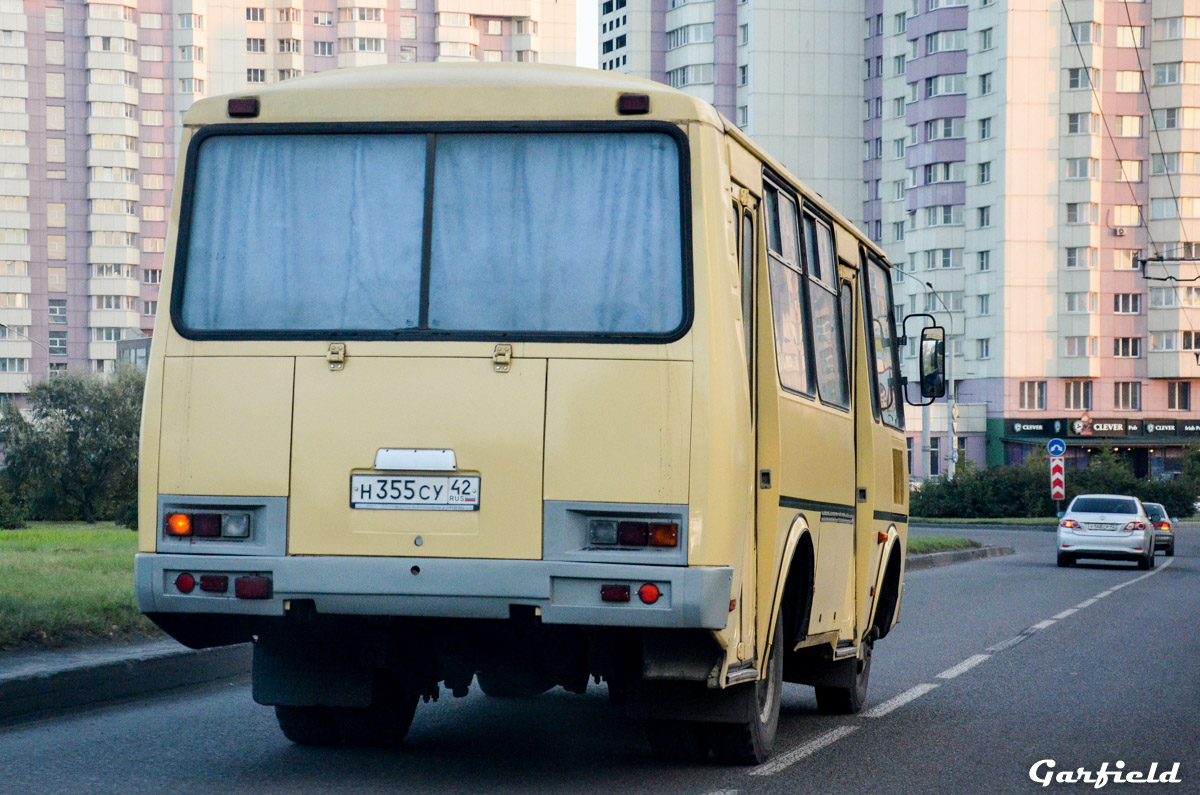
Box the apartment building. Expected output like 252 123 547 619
598 0 865 215
869 0 1199 480
0 0 574 398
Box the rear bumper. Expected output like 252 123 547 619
1154 532 1174 548
136 553 733 630
1058 529 1149 560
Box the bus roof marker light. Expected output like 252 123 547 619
617 94 650 115
227 97 260 118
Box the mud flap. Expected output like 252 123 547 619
252 633 373 708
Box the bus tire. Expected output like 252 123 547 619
332 672 419 747
647 720 710 763
815 637 872 715
708 634 783 765
274 705 340 746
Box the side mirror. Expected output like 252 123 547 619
1057 510 1065 519
919 326 946 399
1172 518 1178 524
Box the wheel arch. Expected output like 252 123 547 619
868 529 904 641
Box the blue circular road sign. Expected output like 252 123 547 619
1047 438 1066 456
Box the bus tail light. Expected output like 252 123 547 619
194 514 221 537
648 522 678 547
618 521 649 546
638 583 660 604
589 520 619 545
165 514 192 536
199 575 229 593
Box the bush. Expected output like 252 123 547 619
911 445 1200 519
0 484 26 529
0 368 144 524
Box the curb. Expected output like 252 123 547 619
910 522 1056 533
905 545 1015 572
0 642 251 722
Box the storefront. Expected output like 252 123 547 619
1000 417 1200 478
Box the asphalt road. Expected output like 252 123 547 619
2 527 1196 794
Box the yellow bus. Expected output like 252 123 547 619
136 64 944 764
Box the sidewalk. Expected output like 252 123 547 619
0 545 1014 723
0 637 250 722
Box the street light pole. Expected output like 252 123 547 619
924 283 956 480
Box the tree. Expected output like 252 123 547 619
0 368 144 523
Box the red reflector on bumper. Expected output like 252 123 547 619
174 573 195 593
601 584 630 602
235 575 272 599
637 583 660 604
199 574 229 593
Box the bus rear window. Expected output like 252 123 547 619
177 129 687 340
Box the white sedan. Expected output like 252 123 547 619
1057 494 1154 569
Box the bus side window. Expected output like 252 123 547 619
840 279 853 376
763 183 812 396
864 257 903 428
800 215 849 409
741 209 754 360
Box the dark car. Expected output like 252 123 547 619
1143 502 1176 557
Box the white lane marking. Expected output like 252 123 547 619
1053 608 1078 619
1075 598 1098 609
748 726 859 777
1031 619 1056 630
860 683 939 718
986 635 1028 652
937 653 991 680
1095 591 1112 599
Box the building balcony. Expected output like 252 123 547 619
1148 350 1200 379
86 83 138 105
88 213 139 234
88 341 119 362
86 116 138 137
86 149 138 170
0 340 31 359
87 181 139 202
84 19 137 40
0 210 29 229
88 309 140 329
904 401 986 434
337 51 388 68
85 51 138 74
0 307 32 327
435 25 481 46
0 275 30 294
0 372 31 393
0 243 30 262
88 277 140 298
87 245 139 266
0 144 30 165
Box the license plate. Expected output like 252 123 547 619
1085 523 1119 532
350 474 480 511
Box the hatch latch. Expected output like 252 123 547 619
492 344 512 373
327 342 346 371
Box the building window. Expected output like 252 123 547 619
247 69 266 83
1066 203 1097 224
978 250 991 271
247 8 265 22
1114 382 1141 410
1168 382 1191 411
1065 380 1093 410
1112 205 1141 226
48 299 66 324
48 331 67 356
1020 381 1046 410
314 41 334 57
313 11 333 26
979 28 993 50
928 437 941 478
247 38 265 53
47 235 66 260
1064 336 1097 358
977 206 991 227
1066 157 1099 179
1117 70 1143 92
1117 116 1142 137
1067 68 1094 89
976 339 991 359
1065 292 1098 313
47 203 66 228
979 117 992 139
47 267 66 292
1151 331 1178 351
977 294 991 315
1067 112 1098 134
1113 337 1141 358
738 64 748 86
1065 247 1096 269
1113 293 1142 314
1117 160 1142 182
979 73 992 95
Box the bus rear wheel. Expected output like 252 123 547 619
275 705 339 746
815 638 872 715
332 673 418 747
707 634 783 765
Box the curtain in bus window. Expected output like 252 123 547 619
427 133 683 334
866 260 903 427
768 260 810 394
181 134 425 331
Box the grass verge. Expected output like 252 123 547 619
911 517 1056 526
0 521 160 650
907 536 983 555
